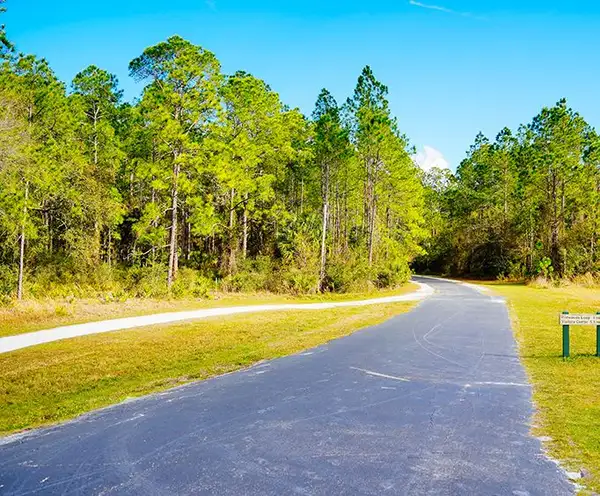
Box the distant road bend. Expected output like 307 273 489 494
0 277 573 495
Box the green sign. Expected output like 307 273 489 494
560 311 600 358
560 314 600 326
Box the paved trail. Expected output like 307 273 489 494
0 278 573 495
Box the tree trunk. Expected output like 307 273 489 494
17 182 29 300
93 105 99 166
228 188 236 274
318 161 330 292
550 173 561 275
318 201 329 292
242 194 248 259
368 202 376 266
167 159 180 289
151 184 156 264
187 220 192 261
107 229 112 267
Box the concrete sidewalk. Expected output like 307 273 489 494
0 282 433 354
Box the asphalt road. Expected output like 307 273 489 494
0 277 573 495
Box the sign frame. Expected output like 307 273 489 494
560 311 600 359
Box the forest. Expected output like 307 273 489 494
0 0 598 301
416 100 600 281
0 5 425 299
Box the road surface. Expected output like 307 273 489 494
0 277 573 495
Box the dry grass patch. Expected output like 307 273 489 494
0 300 414 436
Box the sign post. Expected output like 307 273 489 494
559 312 600 359
562 311 570 358
597 312 600 358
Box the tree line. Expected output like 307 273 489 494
2 1 597 299
416 99 600 280
0 6 425 299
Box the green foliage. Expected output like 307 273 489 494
418 99 600 282
124 265 169 298
0 265 16 297
0 0 12 57
0 35 425 299
536 257 554 279
220 256 283 293
171 269 215 298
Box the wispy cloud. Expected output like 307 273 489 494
408 1 486 20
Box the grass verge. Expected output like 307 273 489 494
0 300 414 436
0 283 418 338
487 282 600 493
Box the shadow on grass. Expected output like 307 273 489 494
483 353 520 359
561 353 600 359
519 352 600 360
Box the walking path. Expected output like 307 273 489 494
0 282 433 354
0 277 573 495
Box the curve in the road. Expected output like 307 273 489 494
0 277 574 495
0 282 433 354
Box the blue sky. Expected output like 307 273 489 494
4 0 600 169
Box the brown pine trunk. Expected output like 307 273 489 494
228 188 236 274
187 221 192 261
550 173 560 275
167 159 180 288
17 182 28 300
318 162 330 292
93 104 99 167
318 201 329 292
242 194 248 259
107 229 112 267
151 185 157 263
368 202 376 266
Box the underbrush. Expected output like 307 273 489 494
3 255 413 304
489 270 600 290
527 272 600 289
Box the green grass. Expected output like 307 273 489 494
0 300 415 436
0 283 418 338
486 282 600 493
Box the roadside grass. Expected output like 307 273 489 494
0 300 415 436
487 282 600 493
0 283 418 338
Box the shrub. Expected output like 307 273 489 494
536 257 554 279
571 272 600 288
374 262 411 289
528 276 552 289
124 265 169 298
324 258 367 293
221 256 274 293
278 267 319 295
0 264 17 297
171 269 214 298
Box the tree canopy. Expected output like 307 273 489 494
415 99 600 280
0 14 426 298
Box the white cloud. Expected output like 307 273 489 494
413 146 450 171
